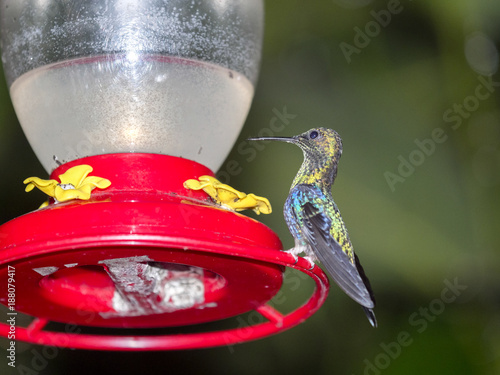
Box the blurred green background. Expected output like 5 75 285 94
1 0 500 374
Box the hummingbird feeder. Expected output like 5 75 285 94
0 0 329 350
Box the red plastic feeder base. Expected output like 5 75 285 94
0 153 329 350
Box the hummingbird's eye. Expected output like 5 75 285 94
309 130 319 139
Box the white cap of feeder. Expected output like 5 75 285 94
1 0 264 173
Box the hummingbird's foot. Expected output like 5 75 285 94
286 244 308 257
303 256 316 271
282 249 299 264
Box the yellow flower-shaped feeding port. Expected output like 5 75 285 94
24 164 111 208
184 175 272 215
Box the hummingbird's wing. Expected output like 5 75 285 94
290 185 375 309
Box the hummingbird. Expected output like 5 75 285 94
248 128 377 327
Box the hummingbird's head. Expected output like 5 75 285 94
249 128 343 186
292 128 343 159
249 127 343 160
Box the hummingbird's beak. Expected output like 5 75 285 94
247 136 297 144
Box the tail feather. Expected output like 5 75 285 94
355 254 377 327
363 307 377 327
